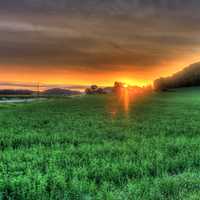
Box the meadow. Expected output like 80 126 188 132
0 88 200 200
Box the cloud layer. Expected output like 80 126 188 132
0 0 200 84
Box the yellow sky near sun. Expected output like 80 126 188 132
0 51 200 89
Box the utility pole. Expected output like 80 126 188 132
37 82 40 98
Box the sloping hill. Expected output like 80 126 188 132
154 62 200 91
43 88 81 95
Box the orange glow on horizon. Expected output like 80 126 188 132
0 54 200 90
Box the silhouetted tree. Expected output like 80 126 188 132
85 85 107 94
91 85 98 90
113 82 124 94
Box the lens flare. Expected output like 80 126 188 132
123 84 128 88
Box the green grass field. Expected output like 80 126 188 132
1 88 200 200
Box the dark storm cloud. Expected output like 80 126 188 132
0 0 200 14
0 0 200 72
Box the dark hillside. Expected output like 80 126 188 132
154 62 200 91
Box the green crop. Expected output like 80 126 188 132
1 88 200 199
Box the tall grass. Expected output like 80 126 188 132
1 88 200 199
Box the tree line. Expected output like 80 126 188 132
154 62 200 91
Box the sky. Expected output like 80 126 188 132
0 0 200 90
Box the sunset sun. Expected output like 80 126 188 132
123 83 128 88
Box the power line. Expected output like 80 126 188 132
37 82 40 97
